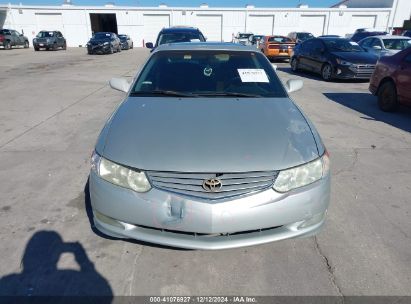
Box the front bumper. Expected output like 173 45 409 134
88 44 111 54
90 171 330 250
334 64 375 80
33 42 52 48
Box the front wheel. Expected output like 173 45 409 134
378 81 398 112
291 57 300 72
4 41 11 50
130 43 133 49
321 64 333 81
34 47 39 51
62 42 67 50
24 41 29 48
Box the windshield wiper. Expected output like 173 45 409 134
130 90 196 97
196 92 262 98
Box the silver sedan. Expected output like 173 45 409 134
89 43 331 250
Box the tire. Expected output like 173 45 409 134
52 43 58 51
24 41 29 48
63 42 67 50
117 46 121 52
291 57 300 72
321 64 333 81
34 47 39 51
378 81 398 112
4 40 11 50
130 43 133 49
109 46 114 54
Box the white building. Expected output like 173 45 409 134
0 1 409 47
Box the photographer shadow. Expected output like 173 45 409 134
0 230 113 302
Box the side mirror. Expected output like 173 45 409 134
109 78 130 93
286 79 303 93
372 45 382 50
145 42 154 49
271 63 277 71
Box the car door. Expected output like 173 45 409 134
396 51 411 105
298 39 314 71
56 32 64 47
10 30 20 45
309 39 327 73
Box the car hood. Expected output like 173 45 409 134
332 51 378 64
99 97 320 172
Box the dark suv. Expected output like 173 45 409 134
87 32 121 55
33 31 67 51
350 31 387 42
0 29 29 49
145 27 206 50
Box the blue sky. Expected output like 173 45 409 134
12 0 338 7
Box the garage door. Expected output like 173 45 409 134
299 15 325 36
35 13 64 34
247 15 275 36
196 15 222 42
143 14 170 44
348 15 377 33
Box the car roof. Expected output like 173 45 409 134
161 27 200 33
154 42 258 52
371 35 411 39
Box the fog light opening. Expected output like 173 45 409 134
94 210 126 230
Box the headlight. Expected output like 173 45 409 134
273 151 330 193
103 42 109 45
91 151 151 193
336 58 352 66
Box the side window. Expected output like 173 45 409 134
312 39 324 52
370 39 382 47
361 38 372 47
302 40 314 52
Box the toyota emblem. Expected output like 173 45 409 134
202 178 223 192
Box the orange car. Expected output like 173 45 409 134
259 36 296 61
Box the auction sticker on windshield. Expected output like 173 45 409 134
238 69 269 83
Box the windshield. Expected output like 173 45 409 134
37 31 54 38
297 33 314 40
382 39 411 50
132 50 286 98
158 32 204 45
323 39 364 52
268 36 293 43
93 33 111 39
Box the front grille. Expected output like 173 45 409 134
349 64 376 77
146 171 279 200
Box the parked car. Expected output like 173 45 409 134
359 35 411 58
87 32 121 55
118 34 133 50
369 47 411 111
33 31 66 51
145 26 206 50
350 31 387 42
90 43 331 250
259 35 295 61
0 29 29 50
290 37 378 81
288 32 314 44
234 32 254 45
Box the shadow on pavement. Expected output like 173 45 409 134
324 92 411 133
0 231 113 302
